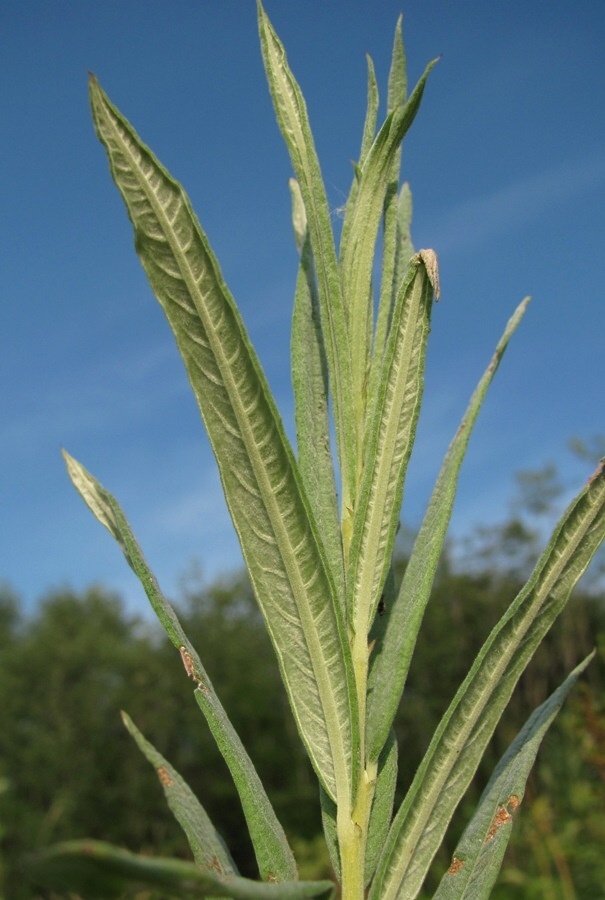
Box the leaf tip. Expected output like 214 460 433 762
61 447 79 479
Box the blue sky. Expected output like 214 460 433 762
2 1 604 614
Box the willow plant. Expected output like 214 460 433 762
33 3 605 898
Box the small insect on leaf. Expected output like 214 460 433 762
378 595 386 616
179 646 209 695
179 645 197 679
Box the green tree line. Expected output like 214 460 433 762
1 463 605 898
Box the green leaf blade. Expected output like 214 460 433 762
393 183 415 288
338 54 379 268
290 178 344 599
366 297 530 763
62 450 297 882
387 15 407 111
432 652 594 900
88 76 358 809
121 712 237 878
30 841 334 900
372 15 407 377
370 458 605 900
360 55 379 168
349 252 437 642
370 182 415 409
340 60 438 434
257 1 356 512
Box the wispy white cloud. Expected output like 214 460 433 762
1 341 185 460
149 470 230 537
429 150 605 254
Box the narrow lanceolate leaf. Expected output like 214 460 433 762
257 0 356 512
319 788 340 883
30 841 335 900
339 59 437 444
364 730 398 887
290 178 344 598
370 181 415 414
121 712 237 878
89 77 358 808
62 451 297 883
370 458 605 900
393 182 415 290
338 54 379 267
360 55 380 168
372 17 407 429
387 15 407 110
433 652 595 900
348 252 437 642
366 298 529 764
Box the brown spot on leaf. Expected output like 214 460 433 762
486 795 520 842
448 857 464 875
157 766 172 787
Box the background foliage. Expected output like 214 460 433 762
1 462 604 898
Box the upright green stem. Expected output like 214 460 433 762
336 623 378 899
338 760 378 900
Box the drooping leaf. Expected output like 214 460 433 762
257 0 356 512
121 711 237 877
370 458 605 900
290 178 344 599
88 77 358 808
433 652 594 900
30 841 334 900
366 297 530 764
62 450 296 882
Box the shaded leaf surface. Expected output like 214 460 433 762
433 652 594 899
370 459 605 900
366 298 530 763
30 841 334 900
121 712 237 877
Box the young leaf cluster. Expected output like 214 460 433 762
34 4 605 898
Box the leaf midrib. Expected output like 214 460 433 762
352 268 428 633
102 100 353 807
384 482 603 893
